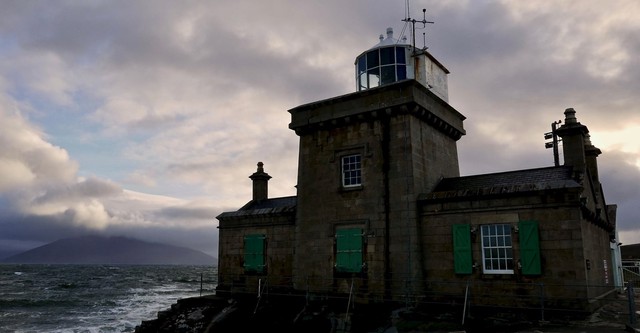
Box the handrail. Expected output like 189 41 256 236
623 267 640 284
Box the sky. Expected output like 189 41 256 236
1 0 639 259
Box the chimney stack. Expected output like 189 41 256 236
249 162 271 201
555 108 589 180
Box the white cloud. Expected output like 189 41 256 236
0 158 35 191
0 108 77 189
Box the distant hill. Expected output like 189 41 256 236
1 235 217 265
621 243 640 260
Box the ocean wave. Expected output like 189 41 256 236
0 264 218 332
0 297 78 308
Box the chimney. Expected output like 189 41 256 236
555 108 589 180
584 133 602 185
249 162 271 201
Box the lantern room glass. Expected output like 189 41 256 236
356 46 408 91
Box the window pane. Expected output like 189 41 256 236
396 47 406 64
342 154 362 187
480 224 514 274
381 66 396 85
357 56 366 72
380 47 394 65
366 50 379 68
367 68 380 88
397 65 407 80
359 72 367 90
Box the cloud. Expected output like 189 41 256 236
0 100 220 251
0 0 639 258
0 107 112 229
0 108 77 192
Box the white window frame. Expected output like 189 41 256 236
341 154 362 187
480 224 514 274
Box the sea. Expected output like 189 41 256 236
0 264 217 333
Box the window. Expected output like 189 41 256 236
335 228 363 273
342 154 362 187
481 224 514 274
452 221 542 275
244 234 266 274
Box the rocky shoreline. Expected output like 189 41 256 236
135 291 639 333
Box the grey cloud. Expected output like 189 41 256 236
0 209 219 257
598 150 640 231
107 223 218 257
157 205 221 220
33 177 122 205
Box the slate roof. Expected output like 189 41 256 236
423 166 582 200
216 196 297 219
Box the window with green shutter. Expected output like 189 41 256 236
244 234 266 274
335 228 363 273
481 224 514 274
518 220 541 275
452 224 473 274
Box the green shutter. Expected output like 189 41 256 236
519 221 541 275
336 228 363 273
244 234 265 273
452 224 473 274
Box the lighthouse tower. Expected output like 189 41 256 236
289 21 465 298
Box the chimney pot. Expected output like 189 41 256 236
564 108 577 124
249 162 271 201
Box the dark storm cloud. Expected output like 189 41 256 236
0 212 95 242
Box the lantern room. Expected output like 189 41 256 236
355 27 450 103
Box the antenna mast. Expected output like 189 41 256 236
544 120 563 166
402 8 434 54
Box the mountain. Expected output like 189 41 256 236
1 235 217 265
